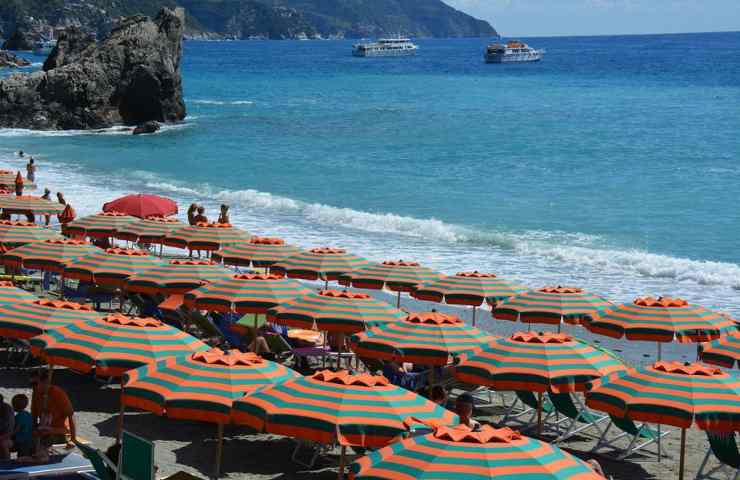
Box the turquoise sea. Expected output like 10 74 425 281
1 32 739 361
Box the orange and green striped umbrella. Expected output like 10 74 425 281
351 311 495 366
62 211 137 238
454 331 626 393
115 216 184 244
583 296 735 343
338 260 440 308
30 313 208 377
0 299 101 340
350 424 603 480
125 259 232 295
0 221 62 248
414 271 527 306
268 290 405 334
493 286 612 327
184 273 311 314
164 222 251 252
272 247 368 285
123 349 301 424
2 239 98 273
0 171 36 190
232 370 458 447
700 329 740 369
63 247 163 288
0 280 36 305
586 361 740 480
212 236 301 268
0 196 61 215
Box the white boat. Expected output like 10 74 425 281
485 40 543 63
352 37 418 57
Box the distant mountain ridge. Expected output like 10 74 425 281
0 0 496 44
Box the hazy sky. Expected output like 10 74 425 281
446 0 740 37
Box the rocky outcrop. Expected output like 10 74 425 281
0 50 31 68
42 27 96 71
1 31 34 51
132 121 160 135
0 8 186 130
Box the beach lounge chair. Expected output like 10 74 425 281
696 431 740 480
0 453 93 480
591 414 669 459
549 392 608 442
268 331 331 369
291 439 335 469
500 390 557 429
75 441 117 480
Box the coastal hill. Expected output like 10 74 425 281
0 0 496 44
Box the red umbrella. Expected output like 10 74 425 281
103 194 178 219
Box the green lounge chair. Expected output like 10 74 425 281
592 414 669 459
501 391 556 429
119 430 155 480
75 441 117 480
697 431 740 480
549 392 608 442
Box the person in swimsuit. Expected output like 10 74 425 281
26 158 36 183
218 204 230 224
187 203 198 226
192 206 208 224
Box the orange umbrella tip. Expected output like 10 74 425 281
250 236 285 245
381 260 420 267
104 247 149 256
318 289 371 299
102 313 162 327
652 361 725 376
191 348 265 366
312 369 389 387
309 247 346 255
406 311 462 325
510 331 572 344
432 424 522 444
539 286 584 294
634 296 689 308
456 271 496 278
34 299 93 311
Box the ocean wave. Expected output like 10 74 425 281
190 99 254 106
0 121 193 138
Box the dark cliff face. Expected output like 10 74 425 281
0 8 186 130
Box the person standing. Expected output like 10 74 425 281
0 394 14 460
187 203 198 226
30 370 76 461
217 204 230 224
14 172 24 197
26 158 36 183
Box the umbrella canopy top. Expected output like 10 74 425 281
125 259 232 295
213 236 301 267
455 331 627 393
700 329 740 369
232 369 458 447
351 311 496 366
184 273 311 314
338 260 440 293
413 271 528 306
103 194 178 219
583 296 735 343
493 285 613 326
272 247 369 281
0 196 64 215
165 222 251 251
0 280 37 305
63 211 138 238
115 216 184 243
0 298 101 340
586 361 740 432
3 238 97 273
63 247 163 287
123 348 301 424
350 424 603 480
0 220 63 248
268 289 406 334
31 313 208 377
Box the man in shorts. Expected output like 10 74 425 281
30 370 76 461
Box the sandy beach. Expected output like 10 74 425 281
0 364 722 479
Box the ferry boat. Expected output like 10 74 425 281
352 37 418 57
485 40 543 63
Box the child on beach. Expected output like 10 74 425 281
12 394 33 458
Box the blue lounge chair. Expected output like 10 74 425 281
592 414 670 459
0 453 93 480
697 431 740 480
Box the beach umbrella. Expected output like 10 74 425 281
103 194 178 219
63 247 163 288
123 349 301 478
0 195 64 216
0 171 36 190
350 311 495 366
233 369 458 478
125 259 232 295
212 236 301 269
272 247 368 288
30 313 208 377
0 280 36 305
413 271 527 326
350 424 603 480
0 220 62 248
115 216 184 246
699 328 740 369
2 239 98 274
62 211 137 239
586 361 740 480
0 299 101 340
268 289 406 334
164 222 251 253
338 260 440 308
583 296 735 359
184 273 311 315
455 331 627 433
493 286 612 329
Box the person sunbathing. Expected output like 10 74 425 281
192 206 208 224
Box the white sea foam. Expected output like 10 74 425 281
190 99 254 106
0 121 192 138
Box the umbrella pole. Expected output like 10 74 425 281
214 423 224 480
117 379 125 443
537 391 543 436
679 428 686 480
472 306 477 327
656 341 662 461
337 445 346 480
396 291 401 309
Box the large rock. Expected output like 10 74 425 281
0 8 186 130
1 31 34 51
0 50 31 68
42 27 96 71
